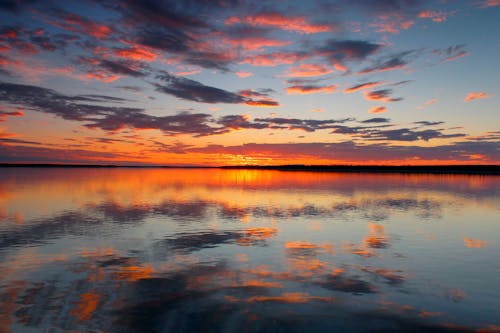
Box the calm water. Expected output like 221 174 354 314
0 168 499 333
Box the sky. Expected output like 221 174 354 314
0 0 498 165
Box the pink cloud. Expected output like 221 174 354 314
286 63 333 77
225 12 334 34
418 10 454 23
49 12 111 38
417 98 438 110
240 52 305 66
464 92 491 102
223 37 291 51
113 46 158 62
478 0 500 8
176 69 201 76
235 71 253 78
370 14 414 34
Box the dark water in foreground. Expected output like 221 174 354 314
0 168 499 333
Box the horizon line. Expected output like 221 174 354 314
1 163 499 175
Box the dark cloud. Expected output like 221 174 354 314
155 72 280 106
358 50 420 74
433 44 468 62
364 128 466 141
364 89 403 102
315 39 383 65
99 59 149 77
0 81 227 136
0 137 42 145
0 0 38 13
115 85 143 92
188 139 499 162
360 117 390 123
78 57 150 78
414 121 445 126
155 71 245 104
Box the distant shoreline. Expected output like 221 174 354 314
1 163 499 175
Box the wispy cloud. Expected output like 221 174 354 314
225 12 334 34
464 92 490 102
286 84 338 95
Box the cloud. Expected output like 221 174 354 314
225 12 334 34
286 84 338 95
0 81 228 136
235 71 253 78
155 72 279 107
358 50 419 75
77 57 150 82
315 39 383 68
48 9 112 38
433 45 468 63
344 81 383 93
0 109 24 121
154 72 245 104
477 0 500 8
285 63 333 77
417 98 437 109
364 89 403 102
418 10 454 22
361 117 390 123
414 120 445 126
112 46 159 62
188 139 499 162
222 36 291 51
369 106 387 114
240 51 305 66
464 92 490 102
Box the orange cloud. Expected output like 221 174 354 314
0 110 24 121
225 13 334 34
464 237 487 248
286 84 337 95
369 106 387 114
235 71 253 78
245 99 280 107
286 63 333 77
464 92 490 102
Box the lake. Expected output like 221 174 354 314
0 168 499 333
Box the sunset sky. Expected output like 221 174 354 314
0 0 498 165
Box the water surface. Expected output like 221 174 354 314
1 168 499 333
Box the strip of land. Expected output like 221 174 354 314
0 163 499 174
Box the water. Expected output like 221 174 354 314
0 168 499 333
